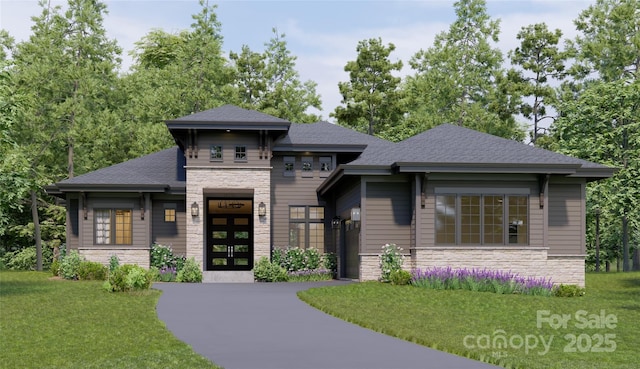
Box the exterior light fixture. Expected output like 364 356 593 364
191 202 199 217
350 207 361 222
258 202 267 217
332 216 341 229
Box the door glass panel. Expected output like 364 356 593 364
212 258 227 266
212 245 226 252
213 231 227 239
212 218 227 225
235 245 249 253
234 231 249 239
234 218 249 226
234 258 249 266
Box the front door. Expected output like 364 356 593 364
206 199 253 271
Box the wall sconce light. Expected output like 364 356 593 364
332 216 341 229
351 207 361 222
258 202 267 217
83 207 88 220
191 202 199 217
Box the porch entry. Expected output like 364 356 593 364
206 198 253 271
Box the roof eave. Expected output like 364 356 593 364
165 121 291 131
272 144 367 153
392 162 582 175
53 184 170 193
317 164 392 196
569 167 617 181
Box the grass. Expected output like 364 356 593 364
298 272 640 369
0 271 219 369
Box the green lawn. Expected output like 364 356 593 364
0 272 219 369
298 272 640 369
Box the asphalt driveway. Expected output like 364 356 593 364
155 282 500 369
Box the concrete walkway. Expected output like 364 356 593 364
155 282 500 369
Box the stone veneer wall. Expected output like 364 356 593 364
186 168 271 272
358 248 585 286
79 248 150 269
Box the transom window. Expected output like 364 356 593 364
435 194 528 245
95 209 132 245
289 206 324 249
235 146 247 161
210 145 222 161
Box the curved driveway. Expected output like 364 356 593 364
155 282 499 369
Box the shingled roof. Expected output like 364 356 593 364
49 147 185 194
165 104 291 131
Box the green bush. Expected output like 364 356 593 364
4 247 37 270
108 254 120 272
104 264 153 292
176 257 202 283
60 250 82 280
77 261 108 281
378 243 404 282
50 259 60 276
322 252 337 277
254 257 288 282
554 284 586 297
389 269 412 285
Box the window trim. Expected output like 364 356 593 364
210 145 223 162
435 193 529 246
301 157 313 178
94 208 133 245
164 205 176 223
319 156 332 178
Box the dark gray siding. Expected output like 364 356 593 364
66 195 79 250
151 198 186 256
548 183 584 255
190 132 270 167
270 154 329 249
363 181 412 253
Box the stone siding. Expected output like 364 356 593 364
186 167 271 275
79 248 150 269
358 248 585 286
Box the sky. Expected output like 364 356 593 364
1 0 595 122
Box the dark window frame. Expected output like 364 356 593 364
288 205 325 249
234 145 247 162
210 145 223 161
301 157 313 178
94 208 133 245
283 156 295 177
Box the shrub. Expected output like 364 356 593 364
104 264 153 292
50 259 60 276
378 243 404 283
554 284 586 297
254 257 288 282
390 269 412 285
284 247 306 271
108 254 120 272
59 250 82 280
322 252 337 277
176 258 202 283
77 261 108 281
4 247 37 270
158 266 177 282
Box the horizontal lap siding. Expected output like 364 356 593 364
151 199 186 257
81 195 149 249
364 181 411 253
421 179 542 247
271 155 329 248
190 132 270 167
336 179 361 219
548 183 584 255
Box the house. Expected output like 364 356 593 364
47 105 615 285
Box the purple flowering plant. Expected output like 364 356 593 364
411 266 554 296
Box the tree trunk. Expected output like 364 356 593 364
633 248 640 271
31 190 43 271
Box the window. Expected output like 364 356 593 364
289 206 324 249
164 207 176 223
235 145 247 161
319 157 332 177
95 209 132 245
301 157 313 178
435 194 528 245
283 156 295 177
210 145 222 161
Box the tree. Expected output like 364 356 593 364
553 80 640 271
260 29 322 123
405 0 523 140
331 38 404 138
10 0 121 269
568 0 640 82
508 23 567 145
229 44 267 107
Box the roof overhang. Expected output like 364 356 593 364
317 164 392 196
272 144 367 153
165 121 291 132
392 162 582 175
48 183 172 194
